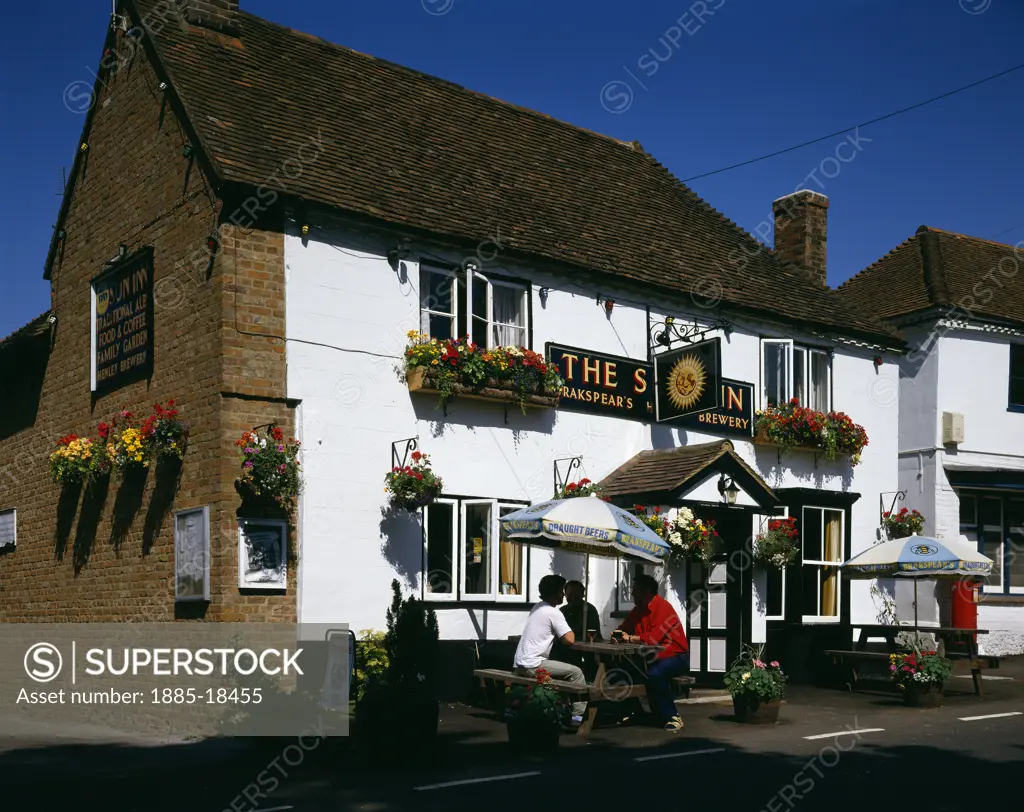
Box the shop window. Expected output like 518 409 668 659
958 490 1024 594
801 507 843 621
760 339 831 411
1011 344 1024 409
419 265 528 348
422 498 527 602
0 508 15 550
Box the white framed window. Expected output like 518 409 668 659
757 508 788 621
419 264 529 349
801 506 843 622
423 497 528 602
760 339 832 411
0 508 15 550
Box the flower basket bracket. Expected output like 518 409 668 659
392 437 419 470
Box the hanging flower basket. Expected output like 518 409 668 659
666 507 720 564
235 426 302 511
404 332 563 413
631 505 670 538
555 478 595 499
102 411 153 476
753 399 868 466
753 517 798 568
882 508 925 539
141 399 189 460
385 451 444 511
49 434 108 485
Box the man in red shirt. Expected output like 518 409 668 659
615 574 690 731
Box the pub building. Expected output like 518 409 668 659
838 227 1024 657
0 0 908 694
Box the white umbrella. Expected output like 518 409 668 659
499 496 671 637
842 533 992 629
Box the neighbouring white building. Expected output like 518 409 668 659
838 226 1024 656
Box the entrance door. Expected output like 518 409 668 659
685 509 751 685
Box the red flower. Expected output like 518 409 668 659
271 427 284 442
411 451 423 462
97 422 111 440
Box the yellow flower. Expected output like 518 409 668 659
742 672 751 680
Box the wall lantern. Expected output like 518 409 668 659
57 230 66 241
718 474 740 505
604 298 615 315
183 144 195 158
301 224 310 237
80 142 89 153
665 316 675 327
873 355 883 368
158 82 169 92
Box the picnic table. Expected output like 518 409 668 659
825 625 997 696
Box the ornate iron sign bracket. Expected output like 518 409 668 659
554 456 583 497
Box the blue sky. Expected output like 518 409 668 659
2 0 1022 338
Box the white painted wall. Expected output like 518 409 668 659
285 221 899 648
895 325 1024 655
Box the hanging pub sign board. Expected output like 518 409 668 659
654 337 722 422
90 247 154 394
546 343 653 421
671 378 754 437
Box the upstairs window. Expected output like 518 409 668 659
419 265 529 349
760 339 831 411
1010 344 1024 409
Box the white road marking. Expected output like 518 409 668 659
255 807 294 812
634 747 725 762
957 712 1023 722
414 771 543 791
803 728 885 740
954 674 1013 681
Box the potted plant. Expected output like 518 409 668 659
384 450 444 511
723 645 786 724
890 649 952 707
356 580 440 750
753 517 799 568
666 507 720 564
753 398 869 466
632 505 670 539
141 399 189 460
883 508 925 540
235 426 302 510
556 478 595 499
505 667 566 752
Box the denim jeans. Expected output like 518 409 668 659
646 653 690 722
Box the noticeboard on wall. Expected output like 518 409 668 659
238 518 288 590
91 247 154 394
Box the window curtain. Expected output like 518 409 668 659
499 539 522 595
810 352 829 411
821 512 842 616
492 287 523 347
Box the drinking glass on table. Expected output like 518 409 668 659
587 629 596 642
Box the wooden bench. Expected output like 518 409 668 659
825 649 1000 695
473 667 591 697
824 650 892 690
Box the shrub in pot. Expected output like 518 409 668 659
355 580 440 749
505 668 565 752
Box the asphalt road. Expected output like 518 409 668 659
3 685 1022 812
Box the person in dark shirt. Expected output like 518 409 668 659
554 580 602 680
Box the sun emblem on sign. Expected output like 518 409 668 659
96 288 111 317
666 354 706 412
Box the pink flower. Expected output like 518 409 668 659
770 661 779 668
890 665 897 672
753 659 766 668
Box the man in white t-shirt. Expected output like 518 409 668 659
513 574 588 721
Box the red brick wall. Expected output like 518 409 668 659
0 23 294 623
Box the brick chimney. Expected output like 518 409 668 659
772 190 829 285
180 0 240 35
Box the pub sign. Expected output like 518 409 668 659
91 248 154 394
654 337 722 423
546 343 653 420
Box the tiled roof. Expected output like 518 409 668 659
837 227 1024 326
0 312 51 353
121 1 900 345
597 439 776 505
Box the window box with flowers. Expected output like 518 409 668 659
883 508 925 540
556 478 595 499
404 332 563 413
753 399 869 466
754 517 799 569
385 451 444 511
665 507 720 565
890 650 952 707
235 426 302 512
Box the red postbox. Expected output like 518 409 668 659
950 579 980 645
